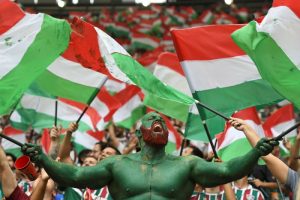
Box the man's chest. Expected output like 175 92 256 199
111 161 192 195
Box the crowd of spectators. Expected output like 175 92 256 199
0 103 299 199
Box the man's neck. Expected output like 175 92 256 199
139 144 166 164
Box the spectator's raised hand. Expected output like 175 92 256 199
255 138 279 156
229 117 251 132
66 122 78 134
50 125 62 141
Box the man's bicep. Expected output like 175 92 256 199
74 161 113 189
191 159 228 187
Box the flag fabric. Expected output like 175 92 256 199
216 107 265 161
263 104 296 156
137 46 164 72
171 25 283 120
154 52 225 142
154 52 191 96
71 18 194 121
263 104 296 138
33 17 108 105
161 115 183 154
1 125 25 157
10 87 119 132
73 129 104 153
112 85 146 129
232 0 300 109
0 0 71 115
131 31 160 51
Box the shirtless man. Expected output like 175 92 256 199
22 112 278 200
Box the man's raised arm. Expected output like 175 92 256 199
22 144 113 189
190 126 278 188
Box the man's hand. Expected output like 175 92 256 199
21 143 43 163
66 122 78 134
255 138 279 156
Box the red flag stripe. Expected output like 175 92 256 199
171 24 245 61
157 52 185 76
0 0 25 35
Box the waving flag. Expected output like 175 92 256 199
216 107 265 161
263 104 296 138
154 52 225 142
113 85 146 129
10 87 119 131
0 0 70 115
232 0 300 109
1 125 25 157
71 18 194 121
171 25 283 120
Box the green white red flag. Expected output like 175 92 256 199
263 104 296 138
216 107 265 161
112 85 146 129
232 0 300 109
72 18 194 121
1 125 25 157
171 25 283 120
0 0 71 115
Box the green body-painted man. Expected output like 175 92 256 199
23 112 278 200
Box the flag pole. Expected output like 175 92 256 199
54 100 58 126
195 100 230 121
194 102 218 159
179 138 186 156
274 121 300 141
0 133 24 147
76 77 108 124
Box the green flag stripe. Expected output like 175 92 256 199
34 70 98 104
0 15 70 114
115 105 146 129
232 21 300 108
193 79 283 119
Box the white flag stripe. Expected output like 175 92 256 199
181 55 260 92
20 94 94 128
0 13 43 79
95 28 132 83
2 134 25 149
48 57 107 88
154 64 192 96
271 119 297 138
113 95 142 123
218 120 264 150
74 131 98 149
257 6 300 70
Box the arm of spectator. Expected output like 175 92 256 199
122 134 138 154
58 122 78 164
0 145 17 198
107 124 120 149
252 178 278 189
30 168 52 200
48 125 61 160
287 128 300 170
230 117 289 185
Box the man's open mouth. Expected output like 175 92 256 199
153 121 163 134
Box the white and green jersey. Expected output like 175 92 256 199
233 184 264 200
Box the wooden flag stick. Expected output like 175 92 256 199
76 77 108 124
